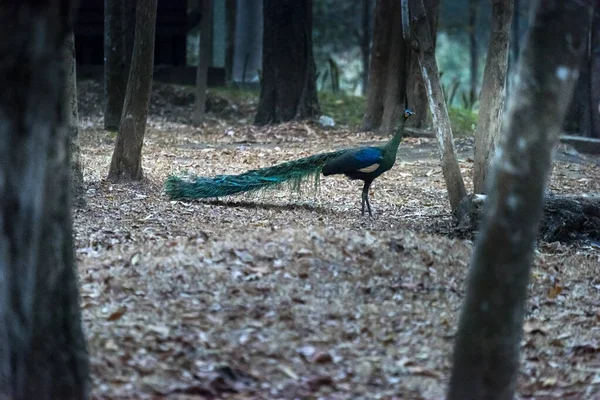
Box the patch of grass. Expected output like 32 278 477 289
318 91 365 128
448 106 477 136
210 86 259 104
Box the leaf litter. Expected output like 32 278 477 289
76 80 600 399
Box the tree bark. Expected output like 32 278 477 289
64 31 85 207
362 0 393 131
564 29 592 136
409 0 467 214
0 1 90 398
360 0 371 96
469 0 480 107
379 1 410 133
407 0 439 129
103 0 136 131
511 0 520 62
225 0 237 84
447 2 591 399
107 0 157 182
473 0 514 194
590 5 600 138
362 0 410 133
193 0 213 126
254 0 319 124
232 0 263 84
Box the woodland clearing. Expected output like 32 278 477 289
76 80 600 399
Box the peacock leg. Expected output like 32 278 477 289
362 181 373 217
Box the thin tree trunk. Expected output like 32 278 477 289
409 0 467 214
193 0 213 126
107 0 157 182
362 0 394 131
232 0 263 84
104 0 135 130
407 0 439 128
511 0 520 62
0 1 90 398
225 0 237 84
360 0 371 96
379 1 409 134
590 5 600 138
469 0 480 106
448 2 591 399
473 0 514 194
64 31 85 207
254 0 319 124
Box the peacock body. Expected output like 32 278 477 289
165 109 414 216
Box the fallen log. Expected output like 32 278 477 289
404 129 600 156
455 194 600 243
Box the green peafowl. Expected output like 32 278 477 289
165 109 414 216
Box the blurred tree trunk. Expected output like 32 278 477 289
511 0 520 62
379 1 410 133
104 0 136 130
473 0 513 194
410 0 467 213
0 1 90 398
193 0 213 126
468 0 480 107
225 0 237 84
360 0 371 96
64 31 86 207
564 4 600 138
362 0 409 133
591 6 600 138
233 0 262 84
108 0 157 181
448 2 591 399
255 0 319 124
407 0 439 129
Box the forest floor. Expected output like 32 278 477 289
76 80 600 399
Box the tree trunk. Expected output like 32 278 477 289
469 0 480 107
362 0 410 133
447 2 591 399
590 5 600 138
407 0 439 129
564 29 592 136
225 0 237 84
362 0 392 131
409 0 467 214
379 1 410 133
0 1 90 398
103 0 136 131
64 31 85 208
254 0 319 124
360 0 371 96
511 0 520 62
232 0 263 84
107 0 157 182
473 0 514 194
193 0 213 126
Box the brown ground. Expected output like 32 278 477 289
76 81 600 399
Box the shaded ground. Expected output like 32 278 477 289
76 80 600 399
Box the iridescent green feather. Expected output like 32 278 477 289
165 149 347 200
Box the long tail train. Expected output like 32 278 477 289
165 149 347 200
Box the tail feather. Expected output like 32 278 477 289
165 149 346 200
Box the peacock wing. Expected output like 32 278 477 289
322 147 383 175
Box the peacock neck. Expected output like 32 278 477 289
382 116 408 156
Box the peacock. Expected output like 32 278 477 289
165 109 414 216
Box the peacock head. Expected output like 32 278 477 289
403 109 415 119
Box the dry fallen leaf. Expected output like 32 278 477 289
106 306 127 321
